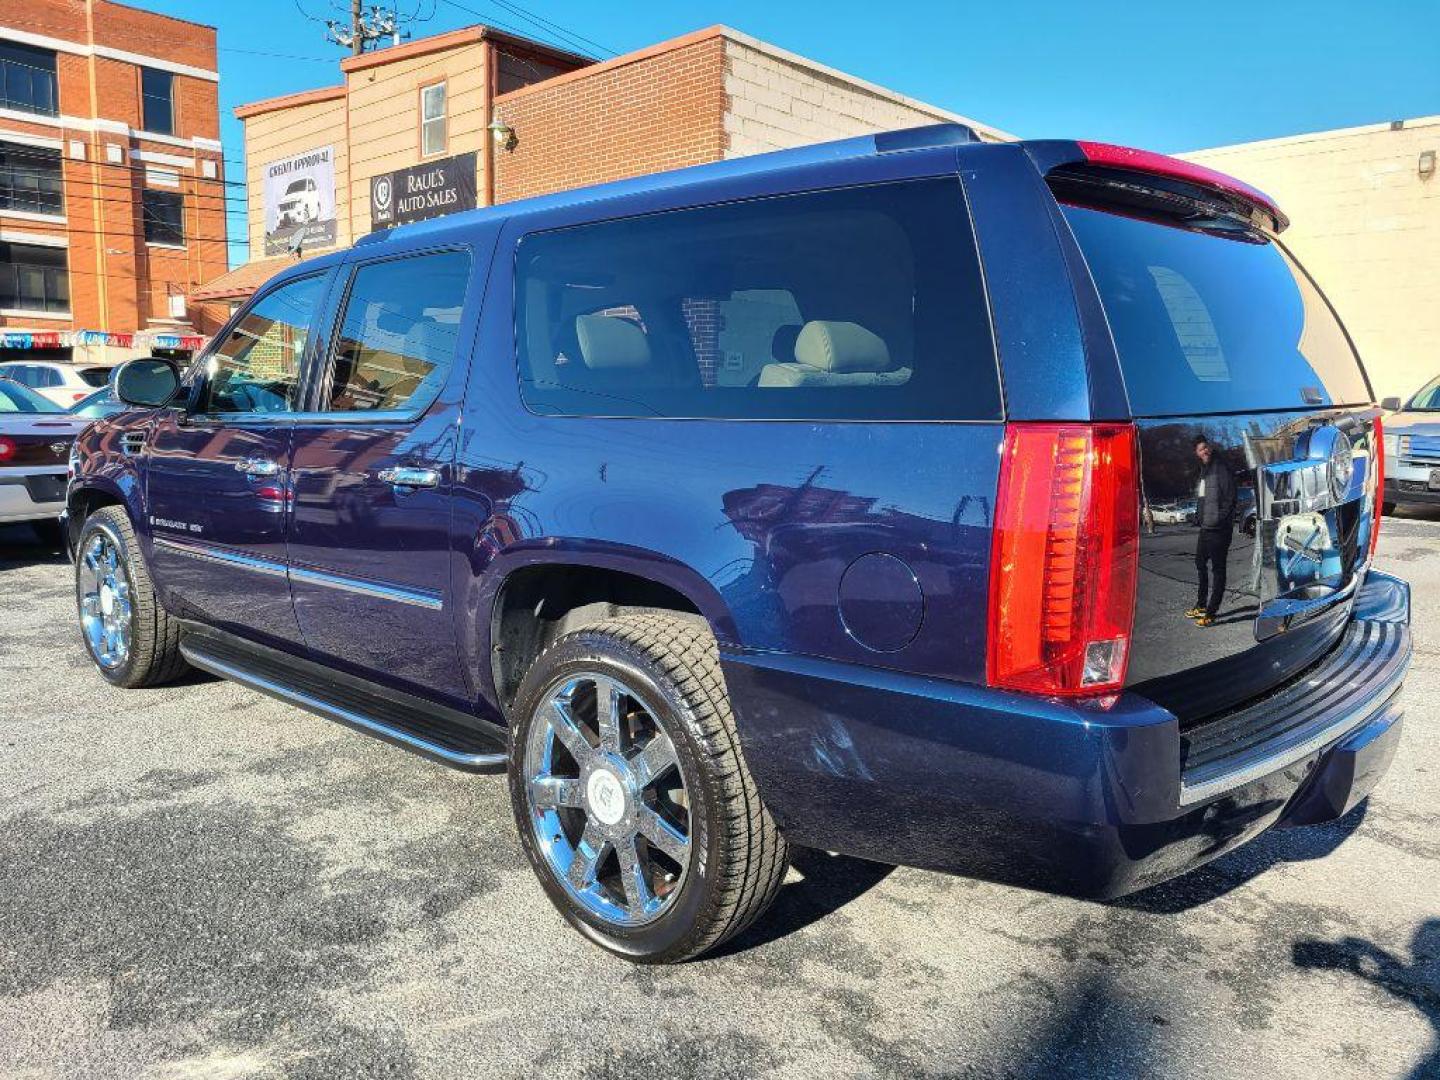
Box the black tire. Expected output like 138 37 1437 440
74 506 188 689
507 612 788 963
1382 501 1397 517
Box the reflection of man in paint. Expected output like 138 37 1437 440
1188 435 1236 627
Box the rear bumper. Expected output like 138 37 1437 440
722 570 1411 899
0 470 65 524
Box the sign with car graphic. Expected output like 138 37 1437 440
263 145 337 256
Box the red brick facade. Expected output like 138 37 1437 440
0 1 228 354
493 34 728 203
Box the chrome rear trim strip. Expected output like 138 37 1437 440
179 641 506 772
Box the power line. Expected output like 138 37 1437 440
9 13 337 64
1 145 250 192
432 0 603 59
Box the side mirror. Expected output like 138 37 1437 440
1380 396 1402 412
114 357 181 408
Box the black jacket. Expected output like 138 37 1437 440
1199 458 1237 530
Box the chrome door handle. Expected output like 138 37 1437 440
377 466 440 490
235 457 279 477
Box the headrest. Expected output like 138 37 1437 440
575 314 651 370
770 324 802 363
794 321 890 374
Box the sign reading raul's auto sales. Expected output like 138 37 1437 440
370 152 477 230
263 145 337 256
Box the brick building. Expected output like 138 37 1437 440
1184 116 1440 401
0 0 227 371
200 24 1008 304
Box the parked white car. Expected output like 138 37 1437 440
0 379 89 538
0 360 113 407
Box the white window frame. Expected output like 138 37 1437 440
420 82 446 158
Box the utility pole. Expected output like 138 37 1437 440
350 0 362 56
325 4 409 55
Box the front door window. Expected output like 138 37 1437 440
199 275 326 414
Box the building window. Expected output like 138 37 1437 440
420 82 446 156
0 142 64 217
141 67 174 135
0 241 70 313
0 41 58 117
142 189 185 246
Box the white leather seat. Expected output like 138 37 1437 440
757 320 910 388
575 314 651 370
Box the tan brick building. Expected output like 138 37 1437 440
0 1 229 370
201 24 1007 303
1185 116 1440 402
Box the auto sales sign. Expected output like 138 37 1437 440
371 152 477 230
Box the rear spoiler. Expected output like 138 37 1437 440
1022 139 1289 234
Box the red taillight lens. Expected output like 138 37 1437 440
1369 416 1384 561
0 436 13 462
987 423 1140 696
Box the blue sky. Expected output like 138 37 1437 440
144 0 1440 266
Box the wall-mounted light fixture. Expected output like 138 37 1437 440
1420 149 1436 180
488 118 516 152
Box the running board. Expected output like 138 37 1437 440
179 627 507 773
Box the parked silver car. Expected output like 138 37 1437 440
1382 375 1440 512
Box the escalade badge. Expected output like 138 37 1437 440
50 442 68 455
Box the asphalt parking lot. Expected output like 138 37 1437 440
2 513 1438 1080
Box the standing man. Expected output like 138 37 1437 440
1187 435 1237 627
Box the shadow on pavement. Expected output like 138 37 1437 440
709 847 894 958
0 521 68 570
1292 918 1440 1080
1114 799 1370 915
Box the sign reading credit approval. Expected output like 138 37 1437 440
371 151 478 230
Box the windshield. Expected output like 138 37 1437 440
1062 204 1371 416
1408 374 1440 411
285 180 308 195
0 379 62 413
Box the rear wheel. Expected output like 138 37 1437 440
75 506 187 688
508 613 787 962
1382 501 1397 517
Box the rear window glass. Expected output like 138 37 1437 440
78 366 110 387
1062 205 1370 415
514 179 999 421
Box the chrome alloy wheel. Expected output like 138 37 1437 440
524 672 692 927
78 526 133 671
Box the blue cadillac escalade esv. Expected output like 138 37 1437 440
67 125 1411 962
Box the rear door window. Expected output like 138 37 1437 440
514 179 999 421
323 250 470 414
1062 205 1370 415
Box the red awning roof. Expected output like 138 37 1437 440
193 255 311 303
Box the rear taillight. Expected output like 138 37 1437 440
987 423 1140 696
0 436 13 462
1369 417 1384 561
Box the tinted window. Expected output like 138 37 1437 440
141 68 174 135
142 189 185 246
34 365 61 387
0 241 69 313
515 179 999 421
0 141 63 216
0 378 59 413
1062 205 1370 415
325 251 469 413
201 275 326 414
78 366 111 387
0 42 58 117
1409 375 1440 411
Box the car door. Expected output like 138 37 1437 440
145 271 332 648
286 247 478 705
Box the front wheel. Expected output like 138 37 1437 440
75 506 188 688
508 613 788 963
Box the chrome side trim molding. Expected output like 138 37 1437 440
289 564 443 610
179 641 506 773
152 536 287 578
152 537 443 610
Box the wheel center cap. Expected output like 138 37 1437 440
587 769 627 826
99 584 115 616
